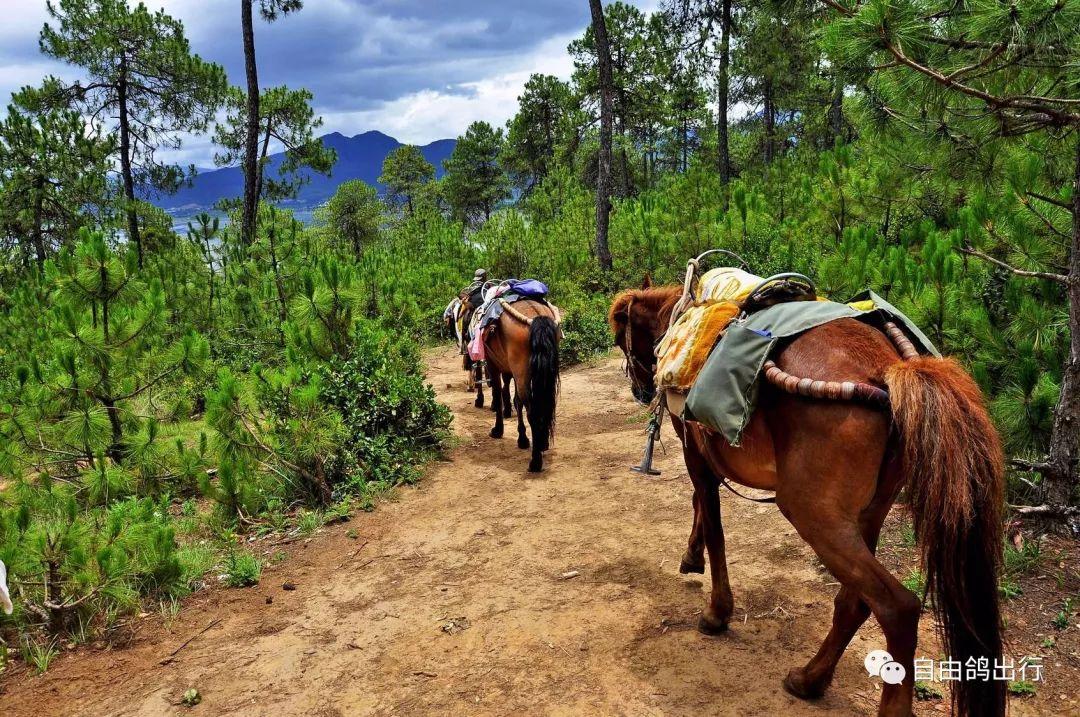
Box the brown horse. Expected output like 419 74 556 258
610 281 1005 717
482 299 561 472
448 296 513 415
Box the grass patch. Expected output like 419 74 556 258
1008 680 1037 697
21 638 59 675
222 551 263 588
914 681 942 700
901 569 926 600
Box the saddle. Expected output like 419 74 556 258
656 263 818 396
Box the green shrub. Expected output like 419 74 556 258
222 551 262 588
319 319 451 491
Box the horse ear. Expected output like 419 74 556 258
641 274 652 290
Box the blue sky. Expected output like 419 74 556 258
1 0 659 165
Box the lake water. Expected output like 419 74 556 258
168 208 318 236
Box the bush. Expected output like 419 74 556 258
0 485 184 637
558 291 613 366
320 319 452 491
222 551 262 588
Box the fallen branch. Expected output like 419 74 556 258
159 617 223 665
1009 503 1080 519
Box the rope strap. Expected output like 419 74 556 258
883 321 919 361
763 360 890 407
499 299 561 327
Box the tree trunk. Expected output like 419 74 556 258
717 0 731 205
31 175 47 266
763 77 776 164
257 121 272 204
117 61 142 268
589 0 614 272
46 558 65 635
267 225 289 338
827 76 844 148
1044 136 1080 510
103 397 124 461
241 0 260 248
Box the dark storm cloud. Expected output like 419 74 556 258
177 0 596 111
3 0 656 157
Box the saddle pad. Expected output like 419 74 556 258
656 301 741 391
684 291 940 446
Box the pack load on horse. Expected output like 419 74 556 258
446 269 495 405
470 278 562 472
610 250 1005 717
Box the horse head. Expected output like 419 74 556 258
609 280 680 406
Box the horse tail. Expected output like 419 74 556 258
528 316 560 451
884 357 1005 717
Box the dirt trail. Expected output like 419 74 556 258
0 348 1009 716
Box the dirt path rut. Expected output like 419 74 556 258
4 348 938 716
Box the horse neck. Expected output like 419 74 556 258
641 287 682 337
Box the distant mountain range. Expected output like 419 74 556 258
155 131 456 213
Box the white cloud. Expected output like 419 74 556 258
3 0 663 160
320 29 580 144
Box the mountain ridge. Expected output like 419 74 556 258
157 131 456 213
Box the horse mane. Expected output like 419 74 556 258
608 285 682 332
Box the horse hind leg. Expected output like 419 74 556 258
784 462 901 699
488 371 504 439
515 388 529 450
782 504 919 717
503 373 513 418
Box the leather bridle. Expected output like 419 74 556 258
620 297 657 401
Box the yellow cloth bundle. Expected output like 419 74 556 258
656 301 741 391
697 267 764 304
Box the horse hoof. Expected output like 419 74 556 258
528 458 543 473
679 558 705 575
697 613 729 636
475 398 484 408
782 669 827 700
518 436 530 450
490 427 503 439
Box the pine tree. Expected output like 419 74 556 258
379 145 436 217
502 74 574 194
442 121 511 227
9 230 208 466
40 0 228 267
0 79 113 267
823 0 1080 518
315 180 383 257
240 0 304 249
214 85 335 208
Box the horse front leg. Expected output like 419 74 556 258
679 488 706 575
488 371 503 438
682 437 733 634
670 416 704 574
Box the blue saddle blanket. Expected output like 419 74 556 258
507 279 548 298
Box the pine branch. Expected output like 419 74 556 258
958 246 1068 283
1028 191 1074 212
882 40 1080 127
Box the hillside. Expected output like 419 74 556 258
156 131 456 212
